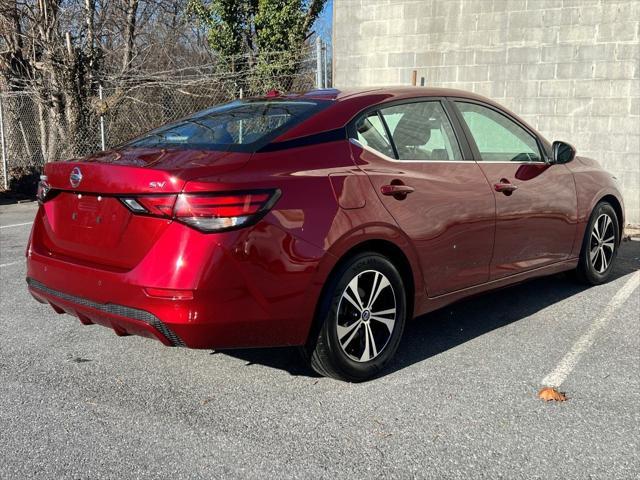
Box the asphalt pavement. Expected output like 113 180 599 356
1 201 638 479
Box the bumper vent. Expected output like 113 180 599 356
26 277 186 347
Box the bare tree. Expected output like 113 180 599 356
0 0 209 164
121 0 139 72
2 3 84 152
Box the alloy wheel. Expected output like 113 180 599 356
590 213 615 274
336 269 397 362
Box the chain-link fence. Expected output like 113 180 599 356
0 42 330 193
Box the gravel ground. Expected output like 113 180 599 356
1 202 639 479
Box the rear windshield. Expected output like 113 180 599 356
125 99 329 152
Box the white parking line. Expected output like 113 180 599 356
0 222 33 229
541 270 640 388
0 260 23 268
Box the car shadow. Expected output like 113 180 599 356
217 241 640 380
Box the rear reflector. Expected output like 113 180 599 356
119 190 280 232
144 287 194 300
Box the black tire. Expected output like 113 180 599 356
305 252 407 382
576 201 620 285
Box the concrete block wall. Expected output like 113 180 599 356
333 0 640 224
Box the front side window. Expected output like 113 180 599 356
126 99 328 152
380 101 462 161
455 102 542 162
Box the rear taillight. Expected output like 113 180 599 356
119 190 280 232
135 196 176 216
36 175 51 204
173 192 273 231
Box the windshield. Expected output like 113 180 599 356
125 99 330 152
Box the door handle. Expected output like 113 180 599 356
381 184 415 197
494 179 518 195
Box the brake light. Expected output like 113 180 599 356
119 190 280 232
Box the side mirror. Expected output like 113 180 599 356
552 141 576 164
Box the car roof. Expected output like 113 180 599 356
272 86 520 143
263 86 492 103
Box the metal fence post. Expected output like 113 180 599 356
99 85 106 151
316 36 322 89
0 95 8 190
322 41 328 88
239 88 244 143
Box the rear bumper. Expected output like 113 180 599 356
26 219 330 349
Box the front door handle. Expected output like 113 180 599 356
381 184 415 198
494 179 518 195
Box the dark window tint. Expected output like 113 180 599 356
380 101 462 161
355 111 395 158
456 102 542 162
126 100 328 152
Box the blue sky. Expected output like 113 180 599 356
315 0 333 43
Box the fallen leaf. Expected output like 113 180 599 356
67 355 92 363
538 387 567 402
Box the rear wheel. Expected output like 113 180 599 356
305 252 407 382
576 202 620 285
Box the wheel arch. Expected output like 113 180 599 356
598 194 624 241
304 237 419 348
338 239 416 318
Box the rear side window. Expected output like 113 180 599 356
355 112 395 158
379 101 462 161
126 100 328 152
455 102 542 162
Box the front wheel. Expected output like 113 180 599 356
576 202 620 285
306 252 407 382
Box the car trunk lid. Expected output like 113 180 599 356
35 148 249 270
43 147 249 193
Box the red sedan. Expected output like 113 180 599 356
27 88 624 381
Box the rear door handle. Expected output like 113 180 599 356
381 184 415 196
494 179 518 195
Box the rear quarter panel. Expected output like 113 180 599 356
185 140 425 321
